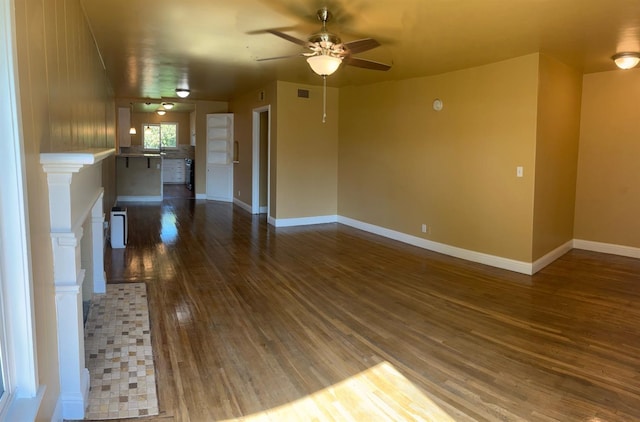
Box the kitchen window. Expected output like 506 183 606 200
143 122 178 150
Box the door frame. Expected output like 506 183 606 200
251 105 271 215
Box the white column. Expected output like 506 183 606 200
91 190 106 294
50 215 90 420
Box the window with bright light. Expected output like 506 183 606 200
143 122 178 150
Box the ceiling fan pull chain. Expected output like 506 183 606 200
323 75 327 123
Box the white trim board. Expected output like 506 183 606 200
573 239 640 259
338 216 535 275
117 195 163 202
267 214 581 274
233 198 252 214
531 240 573 274
272 215 338 228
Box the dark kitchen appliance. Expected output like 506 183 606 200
185 158 194 191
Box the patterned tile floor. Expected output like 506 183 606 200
84 283 159 420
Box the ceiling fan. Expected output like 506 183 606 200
258 7 392 76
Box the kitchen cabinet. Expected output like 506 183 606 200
117 107 132 147
162 159 186 184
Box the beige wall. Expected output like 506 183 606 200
574 68 640 247
532 55 583 259
229 82 276 213
274 80 339 219
229 80 339 221
14 0 115 419
339 55 540 262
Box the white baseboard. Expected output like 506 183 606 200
206 196 233 203
233 198 252 213
117 195 162 202
195 193 206 200
272 215 338 228
573 239 640 259
338 216 535 275
531 240 573 274
60 368 89 420
260 206 268 214
268 216 276 226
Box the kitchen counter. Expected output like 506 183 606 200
117 153 163 158
116 155 162 202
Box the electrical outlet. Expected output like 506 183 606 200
237 190 241 196
421 224 428 233
516 166 524 178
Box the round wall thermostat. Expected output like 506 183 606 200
433 98 443 111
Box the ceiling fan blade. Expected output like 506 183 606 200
256 53 305 62
345 56 392 71
343 38 380 54
266 29 308 46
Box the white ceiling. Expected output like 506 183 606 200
81 0 640 102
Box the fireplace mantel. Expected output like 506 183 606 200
40 147 114 419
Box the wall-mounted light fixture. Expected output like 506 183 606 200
175 88 190 98
612 52 640 69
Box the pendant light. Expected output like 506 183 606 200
128 103 137 135
175 88 190 98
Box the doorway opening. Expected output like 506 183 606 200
252 106 271 216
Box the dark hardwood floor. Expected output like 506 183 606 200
104 198 640 421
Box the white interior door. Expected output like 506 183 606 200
206 113 233 201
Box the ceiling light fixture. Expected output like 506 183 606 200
612 52 640 70
175 88 190 98
162 102 174 110
128 103 137 135
306 55 342 76
156 109 166 116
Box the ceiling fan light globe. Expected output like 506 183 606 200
612 52 640 69
307 55 342 76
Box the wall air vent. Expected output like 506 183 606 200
297 89 309 98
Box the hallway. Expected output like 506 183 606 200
102 198 640 421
